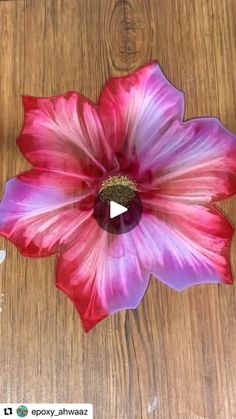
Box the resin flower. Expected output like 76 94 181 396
1 61 236 331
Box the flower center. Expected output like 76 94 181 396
99 175 138 206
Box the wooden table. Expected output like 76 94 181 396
0 1 236 418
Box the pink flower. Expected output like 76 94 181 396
1 61 236 331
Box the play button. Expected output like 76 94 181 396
110 201 128 219
93 176 143 234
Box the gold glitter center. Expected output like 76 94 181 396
99 175 137 206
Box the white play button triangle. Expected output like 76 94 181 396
110 201 128 219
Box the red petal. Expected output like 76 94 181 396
0 169 91 257
18 92 116 182
99 61 184 173
140 192 234 287
56 217 150 331
146 118 236 204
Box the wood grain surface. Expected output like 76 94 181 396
0 1 236 418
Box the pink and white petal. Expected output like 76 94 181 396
139 196 233 288
18 93 117 182
0 169 91 257
98 61 184 170
144 118 236 204
56 217 150 331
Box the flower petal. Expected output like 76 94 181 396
56 216 150 331
0 169 91 257
57 192 233 331
98 61 184 170
143 118 236 204
139 196 233 288
18 93 117 182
